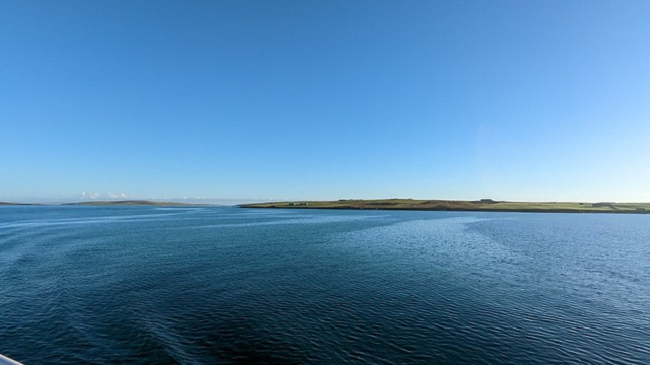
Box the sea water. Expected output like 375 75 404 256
1 206 649 364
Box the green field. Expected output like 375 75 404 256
240 199 650 214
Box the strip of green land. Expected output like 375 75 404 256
239 199 650 214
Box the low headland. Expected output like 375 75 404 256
239 199 650 214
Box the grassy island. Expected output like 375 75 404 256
240 199 650 214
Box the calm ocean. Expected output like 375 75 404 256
1 206 649 364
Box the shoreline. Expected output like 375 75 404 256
240 205 650 214
239 199 650 215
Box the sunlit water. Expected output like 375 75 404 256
1 206 649 364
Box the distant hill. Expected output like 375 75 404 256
0 202 36 205
66 200 210 206
240 199 650 214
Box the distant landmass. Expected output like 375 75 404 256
0 202 38 206
65 200 211 206
240 199 650 214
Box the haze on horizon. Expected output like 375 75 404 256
2 1 649 203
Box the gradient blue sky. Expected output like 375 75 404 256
2 0 649 203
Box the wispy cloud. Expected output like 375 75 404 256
79 192 129 200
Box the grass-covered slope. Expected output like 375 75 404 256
240 199 650 214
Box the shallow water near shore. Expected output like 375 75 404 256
1 206 649 364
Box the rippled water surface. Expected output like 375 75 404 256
1 206 649 364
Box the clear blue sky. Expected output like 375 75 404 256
2 0 649 203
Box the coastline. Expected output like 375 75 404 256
239 199 650 214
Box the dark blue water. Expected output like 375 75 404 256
1 206 649 364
